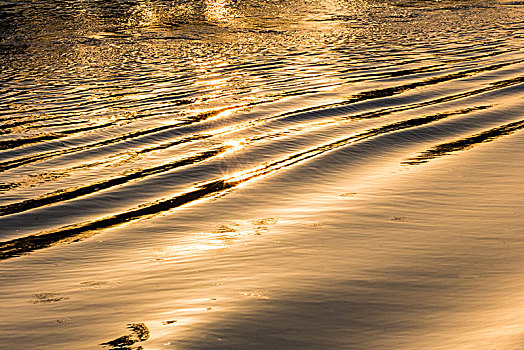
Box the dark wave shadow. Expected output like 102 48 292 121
0 105 237 172
0 105 490 260
403 119 524 165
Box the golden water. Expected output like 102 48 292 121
0 0 523 348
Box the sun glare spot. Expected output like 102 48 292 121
204 0 236 22
224 138 246 151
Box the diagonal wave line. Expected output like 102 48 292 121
285 59 523 118
0 105 243 171
0 104 492 217
0 60 521 173
402 119 524 165
1 71 521 198
0 122 115 150
0 105 491 260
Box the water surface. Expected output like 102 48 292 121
0 0 523 348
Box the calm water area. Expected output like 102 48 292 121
0 0 523 348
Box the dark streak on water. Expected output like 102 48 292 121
0 104 494 259
403 119 524 165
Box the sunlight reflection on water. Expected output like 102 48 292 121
0 0 523 349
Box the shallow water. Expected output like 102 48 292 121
0 0 523 348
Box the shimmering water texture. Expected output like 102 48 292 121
1 0 523 349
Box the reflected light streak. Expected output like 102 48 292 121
223 138 247 153
155 223 257 258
